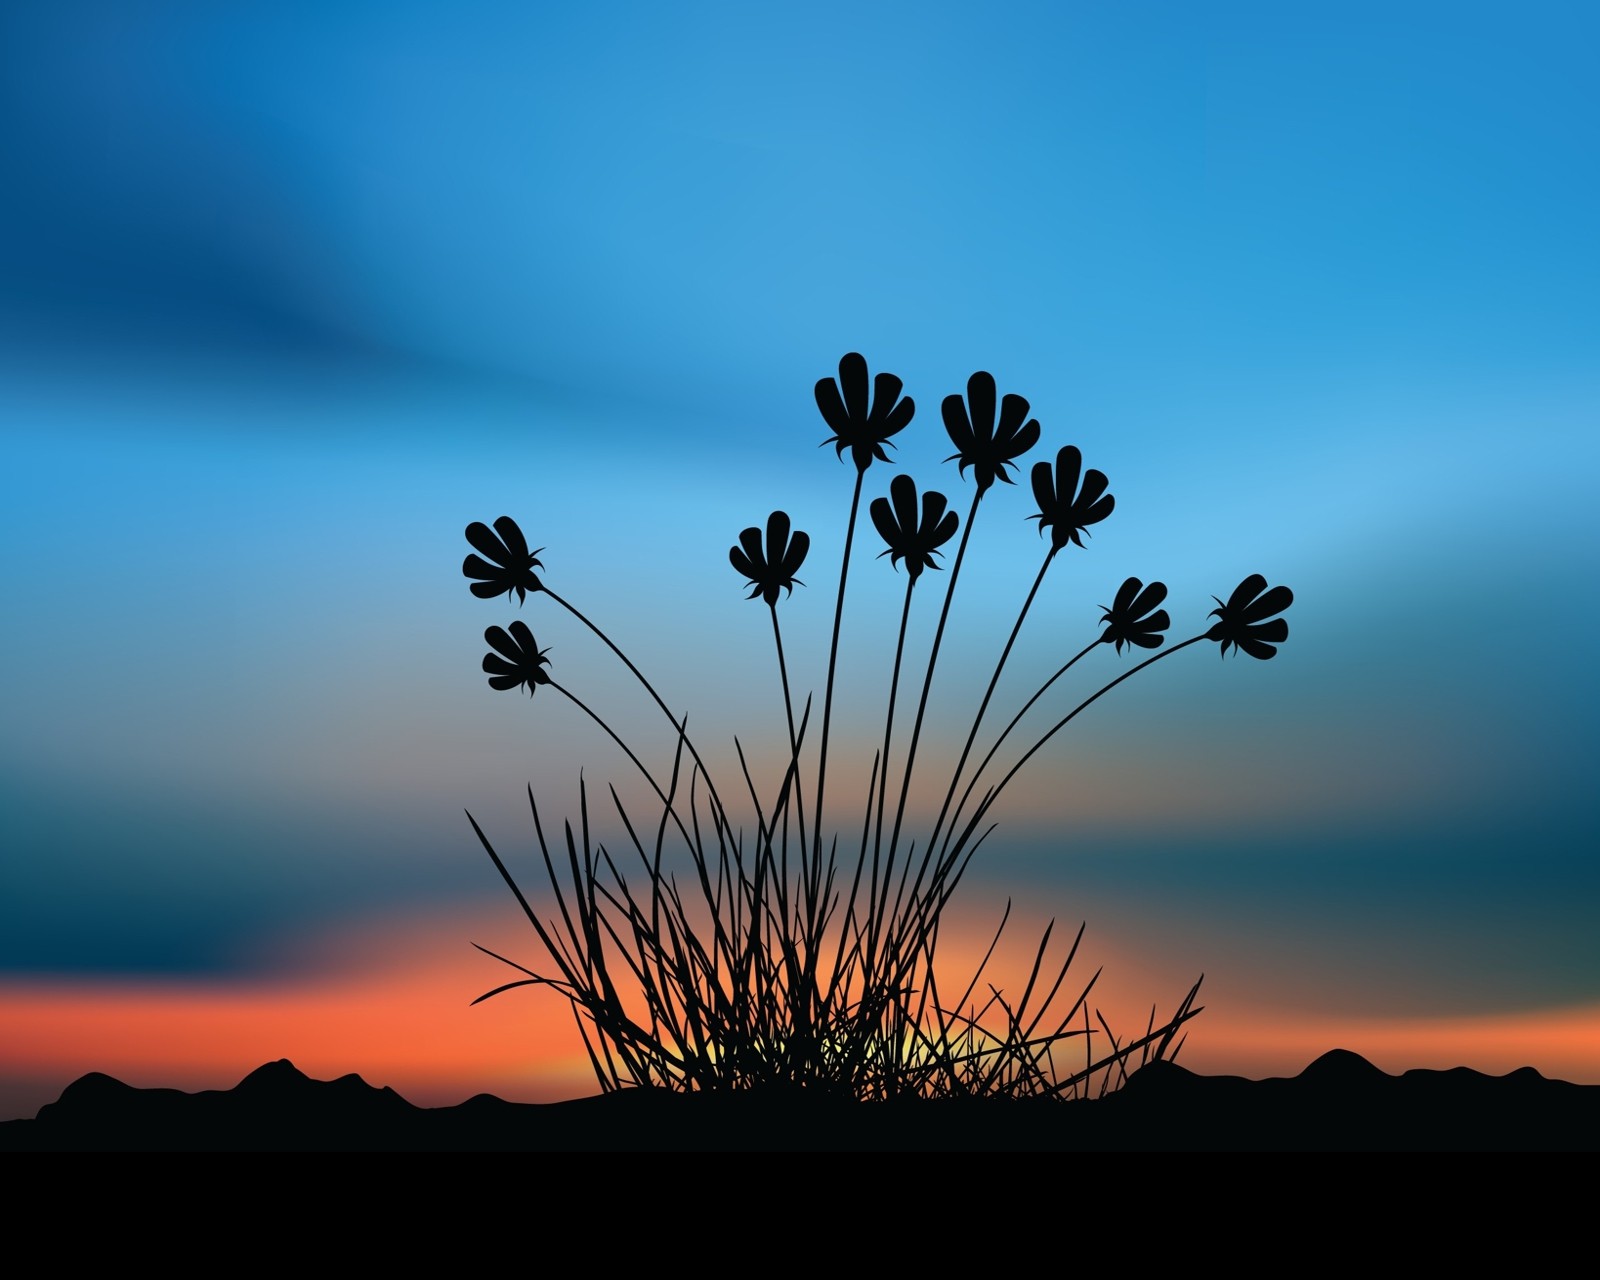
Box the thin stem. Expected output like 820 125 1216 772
938 635 1101 867
885 488 983 872
865 575 916 980
548 681 694 854
872 578 917 865
768 602 806 869
811 468 865 871
926 544 1056 860
542 586 733 838
972 633 1209 831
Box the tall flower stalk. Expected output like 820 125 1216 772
925 445 1116 859
883 370 1040 876
453 358 1294 1103
810 354 913 913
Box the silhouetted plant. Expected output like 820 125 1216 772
1208 574 1294 660
482 622 552 695
730 511 810 607
1100 577 1171 653
463 517 544 604
1030 445 1115 551
870 474 959 581
455 354 1294 1102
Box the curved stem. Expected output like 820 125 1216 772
769 603 806 856
542 586 731 836
970 633 1209 834
768 602 804 927
926 544 1056 860
885 488 983 872
937 635 1101 867
548 680 695 854
865 575 916 979
811 468 865 874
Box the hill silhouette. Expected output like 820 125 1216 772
4 1053 1595 1151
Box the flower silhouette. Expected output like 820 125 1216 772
870 474 959 582
730 511 810 606
464 517 544 604
482 621 552 694
815 352 915 472
1207 574 1293 659
1099 577 1170 653
942 372 1041 493
1030 446 1114 550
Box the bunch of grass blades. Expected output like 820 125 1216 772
456 353 1293 1102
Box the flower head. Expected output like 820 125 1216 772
1099 577 1169 654
1207 574 1294 659
870 474 959 582
730 510 810 606
942 371 1041 493
1029 446 1114 551
464 516 544 604
815 352 915 472
482 621 552 694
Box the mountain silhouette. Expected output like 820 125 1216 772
4 1053 1596 1151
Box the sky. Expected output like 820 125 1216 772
2 0 1597 1118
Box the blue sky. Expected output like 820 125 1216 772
2 1 1597 1104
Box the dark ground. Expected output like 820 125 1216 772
4 1049 1597 1151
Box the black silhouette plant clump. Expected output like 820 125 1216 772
455 352 1294 1102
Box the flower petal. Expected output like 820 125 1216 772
764 511 792 568
493 516 529 563
737 525 765 569
466 521 511 567
1242 584 1294 623
780 530 810 579
941 392 975 447
463 553 502 581
1031 458 1057 517
1249 618 1289 644
1227 574 1268 613
882 393 915 437
485 625 521 662
871 371 905 423
891 474 918 535
998 392 1033 440
1130 581 1168 617
966 372 996 441
839 352 868 427
1009 417 1041 458
870 495 899 548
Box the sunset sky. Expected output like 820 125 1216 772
3 1 1597 1119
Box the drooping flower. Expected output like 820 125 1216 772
870 474 959 582
815 352 915 472
1099 577 1170 653
942 371 1041 493
482 621 552 694
1030 446 1114 551
464 516 544 604
1207 574 1294 659
730 510 810 606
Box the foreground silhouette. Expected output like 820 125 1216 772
454 353 1293 1100
6 1053 1595 1151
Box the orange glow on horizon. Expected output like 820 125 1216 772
3 901 1596 1122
